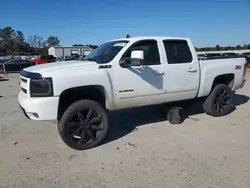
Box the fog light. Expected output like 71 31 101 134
27 112 39 118
33 113 39 118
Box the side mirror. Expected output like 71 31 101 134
131 50 144 60
119 50 144 68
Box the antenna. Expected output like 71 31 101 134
126 34 131 38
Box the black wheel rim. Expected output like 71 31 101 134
214 89 231 113
67 109 103 144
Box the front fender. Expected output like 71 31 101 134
52 72 114 109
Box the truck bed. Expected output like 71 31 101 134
198 57 246 97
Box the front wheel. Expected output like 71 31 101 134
203 84 233 117
58 100 108 150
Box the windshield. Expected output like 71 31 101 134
80 40 129 64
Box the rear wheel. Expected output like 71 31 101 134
58 100 108 150
203 84 233 117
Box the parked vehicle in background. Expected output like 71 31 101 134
241 52 250 68
30 55 56 64
0 59 35 73
241 52 250 57
205 53 222 58
0 59 7 64
18 36 247 150
222 52 239 57
60 55 79 61
77 55 86 60
197 54 207 60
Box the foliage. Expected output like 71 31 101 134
47 36 60 47
196 44 250 52
73 44 85 46
73 44 98 49
0 26 249 56
0 27 61 55
86 44 98 49
27 35 46 48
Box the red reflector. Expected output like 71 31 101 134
235 65 241 69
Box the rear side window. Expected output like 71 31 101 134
163 40 193 64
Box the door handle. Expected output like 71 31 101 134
152 71 165 75
187 68 197 73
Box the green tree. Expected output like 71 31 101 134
215 45 220 51
16 31 25 44
27 35 45 48
0 26 15 54
236 45 241 50
73 44 85 46
13 31 27 53
47 36 60 47
86 44 98 49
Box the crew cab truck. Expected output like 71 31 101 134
18 36 247 150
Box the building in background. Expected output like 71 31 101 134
48 46 92 58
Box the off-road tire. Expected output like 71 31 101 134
203 84 233 117
58 100 108 150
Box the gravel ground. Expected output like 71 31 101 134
0 72 250 188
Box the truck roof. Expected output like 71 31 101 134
110 36 189 42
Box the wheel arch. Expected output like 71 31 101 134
211 73 235 91
198 73 235 97
57 85 110 121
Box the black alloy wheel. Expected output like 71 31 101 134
203 84 233 117
69 110 103 142
58 100 109 150
213 89 231 113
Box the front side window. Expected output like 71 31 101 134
163 40 193 64
122 40 161 66
81 40 129 64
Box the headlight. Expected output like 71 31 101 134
30 77 53 97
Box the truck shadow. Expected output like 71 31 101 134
129 66 163 90
104 94 249 145
181 94 249 121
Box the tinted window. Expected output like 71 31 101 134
123 40 160 65
163 40 193 64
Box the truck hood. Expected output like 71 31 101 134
24 60 99 74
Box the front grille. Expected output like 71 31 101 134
20 75 30 96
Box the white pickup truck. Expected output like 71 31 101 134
18 36 247 150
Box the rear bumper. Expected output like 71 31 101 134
18 91 59 120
